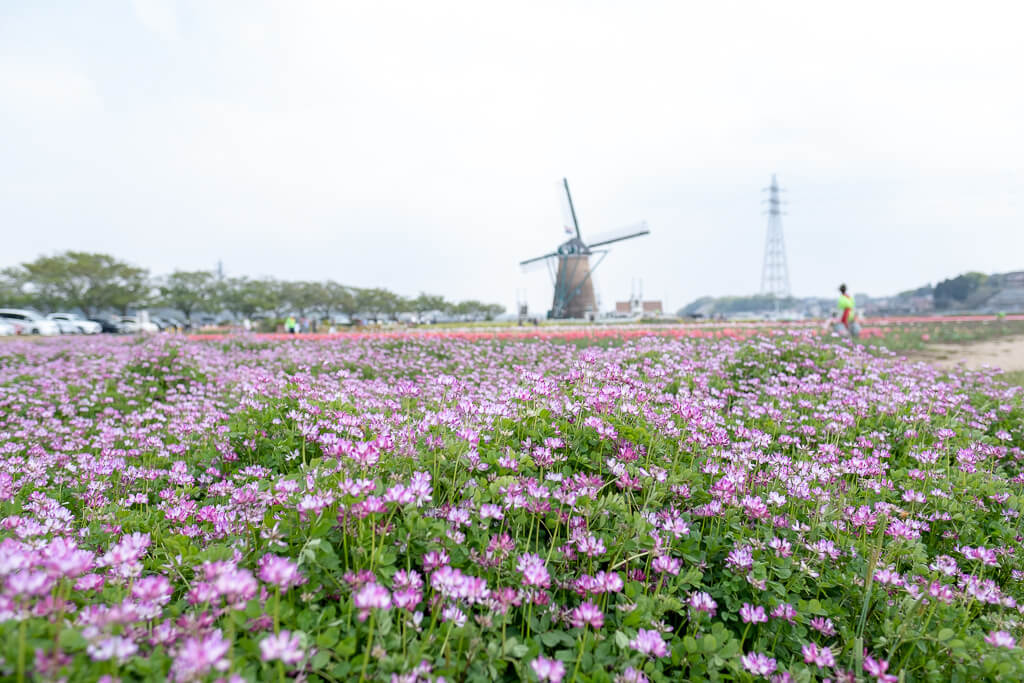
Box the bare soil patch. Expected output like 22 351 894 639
908 334 1024 372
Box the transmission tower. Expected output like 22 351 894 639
760 174 791 299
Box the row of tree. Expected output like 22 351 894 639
1 251 505 323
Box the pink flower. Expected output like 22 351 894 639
171 629 231 682
422 550 449 572
260 630 304 666
726 545 754 571
258 554 305 590
741 652 778 676
6 570 54 598
569 601 604 630
41 537 95 578
864 655 898 682
689 591 717 617
353 582 391 621
651 555 682 576
86 636 138 663
517 553 551 589
131 575 174 604
575 533 606 557
809 616 836 636
629 629 669 658
802 642 835 668
770 603 796 623
740 603 767 624
530 655 565 682
617 667 649 683
985 630 1016 648
392 587 422 610
595 571 623 593
214 568 258 608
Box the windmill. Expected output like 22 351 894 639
520 178 650 319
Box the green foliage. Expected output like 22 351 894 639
159 270 218 322
934 272 989 305
12 250 151 315
679 294 799 316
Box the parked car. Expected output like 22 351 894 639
119 316 160 334
152 316 185 331
0 320 15 336
48 313 102 335
89 317 123 334
50 319 81 335
0 309 60 335
150 316 178 331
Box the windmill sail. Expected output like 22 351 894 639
586 222 650 249
559 178 580 237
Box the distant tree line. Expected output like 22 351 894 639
1 251 505 323
932 272 987 306
678 294 800 316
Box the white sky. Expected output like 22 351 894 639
1 0 1022 313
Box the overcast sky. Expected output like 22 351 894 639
2 1 1022 313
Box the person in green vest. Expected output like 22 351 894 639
285 316 297 334
837 284 857 337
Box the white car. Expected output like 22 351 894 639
50 319 80 334
0 309 60 336
48 313 102 335
119 316 160 334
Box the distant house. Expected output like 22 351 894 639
1003 271 1024 287
986 288 1024 311
614 300 663 316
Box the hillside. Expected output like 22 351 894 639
680 269 1024 317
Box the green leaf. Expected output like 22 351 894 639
804 598 828 616
937 628 955 642
503 637 529 659
540 630 573 648
614 630 630 649
317 627 340 649
335 636 357 658
244 599 264 619
311 651 331 669
701 634 718 653
58 628 87 650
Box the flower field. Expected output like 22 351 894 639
1 332 1023 682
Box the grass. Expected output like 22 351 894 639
998 369 1024 386
863 319 1024 352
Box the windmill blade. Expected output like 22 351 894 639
559 178 581 239
519 252 558 269
586 221 650 249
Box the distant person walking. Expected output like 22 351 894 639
837 284 859 339
285 316 297 334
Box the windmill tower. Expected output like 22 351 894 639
520 179 650 319
760 174 791 299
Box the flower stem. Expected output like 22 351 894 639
572 629 587 682
359 611 376 683
17 619 26 683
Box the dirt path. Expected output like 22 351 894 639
909 335 1024 372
